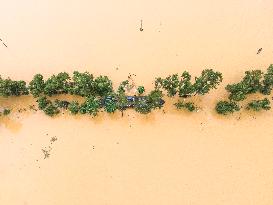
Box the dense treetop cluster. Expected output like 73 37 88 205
215 65 273 114
1 65 273 117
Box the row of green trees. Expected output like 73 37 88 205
1 65 273 117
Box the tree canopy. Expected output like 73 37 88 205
1 66 273 117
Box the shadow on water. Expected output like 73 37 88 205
0 95 36 132
0 116 22 133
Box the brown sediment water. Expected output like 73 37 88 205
1 0 273 204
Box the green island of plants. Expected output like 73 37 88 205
0 65 273 118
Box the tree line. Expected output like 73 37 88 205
0 65 273 117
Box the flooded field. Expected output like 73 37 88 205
1 0 273 204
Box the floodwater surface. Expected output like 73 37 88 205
1 0 273 204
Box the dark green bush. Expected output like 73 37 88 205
93 76 113 97
68 101 80 114
0 76 29 97
29 74 45 97
68 71 94 97
215 101 240 115
104 97 117 113
226 70 263 101
43 72 70 96
246 98 271 111
155 69 222 98
43 103 60 116
137 86 145 95
174 101 197 112
79 97 100 116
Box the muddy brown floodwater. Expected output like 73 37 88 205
1 0 273 204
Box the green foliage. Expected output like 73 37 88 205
215 101 240 115
117 80 129 94
37 96 50 110
43 103 60 116
155 74 179 97
37 96 60 116
104 97 117 113
155 69 222 98
0 76 29 97
260 64 273 95
135 90 164 114
194 69 223 95
68 101 80 114
137 86 145 95
174 101 197 112
226 70 263 101
29 74 45 97
116 92 128 112
178 71 195 97
147 90 164 109
93 76 113 97
54 99 70 109
68 71 94 97
135 99 152 114
43 72 70 96
246 98 271 111
79 97 100 116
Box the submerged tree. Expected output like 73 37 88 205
37 96 60 116
174 101 197 112
216 65 273 115
226 70 263 101
260 64 273 95
79 97 100 116
0 76 29 97
155 69 222 111
43 103 60 116
193 69 223 95
215 101 240 115
28 74 45 97
137 86 145 95
246 98 271 111
135 90 164 114
43 72 70 96
93 76 113 97
68 71 94 97
54 99 70 109
68 101 80 115
155 69 222 98
104 96 118 113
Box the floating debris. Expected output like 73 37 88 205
50 136 57 142
257 48 262 54
42 148 50 159
140 20 143 32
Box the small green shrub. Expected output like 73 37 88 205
29 74 45 97
215 101 240 115
43 104 60 116
79 97 100 116
68 101 80 114
174 101 197 112
246 98 271 111
137 86 145 95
